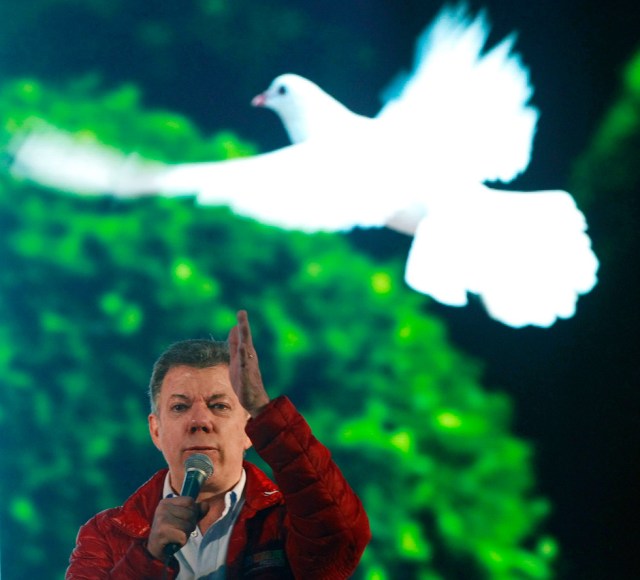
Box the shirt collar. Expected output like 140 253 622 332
162 468 246 517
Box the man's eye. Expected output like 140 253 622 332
210 403 229 410
171 404 188 412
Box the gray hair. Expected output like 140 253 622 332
148 339 229 414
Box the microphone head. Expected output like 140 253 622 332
184 453 214 480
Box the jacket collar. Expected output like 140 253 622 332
111 468 168 538
108 462 282 538
242 460 283 512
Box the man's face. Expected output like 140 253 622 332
149 364 252 495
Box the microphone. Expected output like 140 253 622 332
163 453 214 557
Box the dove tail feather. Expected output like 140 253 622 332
405 187 599 328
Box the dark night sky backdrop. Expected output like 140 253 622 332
394 3 640 578
2 0 639 577
228 2 640 577
398 3 640 578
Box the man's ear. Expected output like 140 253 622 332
243 413 252 452
149 414 162 452
243 424 253 452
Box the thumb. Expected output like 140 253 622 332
196 501 210 521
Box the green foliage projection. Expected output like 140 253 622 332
570 50 640 264
0 77 554 579
0 0 559 576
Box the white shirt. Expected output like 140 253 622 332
162 470 246 580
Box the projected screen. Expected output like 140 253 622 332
0 1 636 579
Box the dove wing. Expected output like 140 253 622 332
10 125 401 232
377 4 538 185
9 125 141 195
154 140 401 231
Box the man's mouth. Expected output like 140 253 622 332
184 446 215 452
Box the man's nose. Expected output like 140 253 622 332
189 404 213 433
189 419 211 433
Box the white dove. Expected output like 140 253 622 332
9 4 598 328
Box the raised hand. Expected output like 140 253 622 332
227 310 270 417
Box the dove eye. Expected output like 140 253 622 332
277 85 287 96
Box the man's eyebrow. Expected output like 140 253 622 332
167 393 230 401
205 393 237 409
168 394 190 400
206 393 232 401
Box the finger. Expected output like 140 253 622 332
236 310 256 358
167 496 197 507
227 323 239 352
166 503 199 521
159 499 200 526
237 310 251 344
162 511 198 532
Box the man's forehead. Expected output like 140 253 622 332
164 363 229 379
160 365 232 392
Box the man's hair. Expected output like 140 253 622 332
149 339 230 414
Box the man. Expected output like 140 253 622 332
66 310 371 578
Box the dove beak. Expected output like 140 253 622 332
251 93 267 107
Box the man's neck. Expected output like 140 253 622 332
187 469 246 534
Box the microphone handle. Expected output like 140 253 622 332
163 541 182 557
162 470 206 557
180 471 205 499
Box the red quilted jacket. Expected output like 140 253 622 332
66 396 371 579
